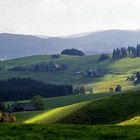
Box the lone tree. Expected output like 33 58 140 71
115 85 122 92
31 95 45 110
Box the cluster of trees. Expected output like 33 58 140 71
98 54 110 61
99 45 140 61
112 48 127 59
10 62 68 72
73 86 86 94
0 78 73 101
112 45 140 59
61 48 85 56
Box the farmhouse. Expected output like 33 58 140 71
7 102 37 113
51 54 60 59
83 68 106 77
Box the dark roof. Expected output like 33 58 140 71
7 102 37 113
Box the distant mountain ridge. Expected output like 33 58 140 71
1 29 140 59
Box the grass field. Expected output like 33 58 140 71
11 92 114 122
12 88 140 125
1 85 140 140
57 89 140 125
0 55 140 93
1 90 140 140
1 124 140 140
24 101 91 124
1 55 140 139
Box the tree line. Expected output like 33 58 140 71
0 78 73 101
99 45 140 61
112 45 140 58
9 62 68 72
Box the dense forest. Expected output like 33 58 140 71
0 78 73 101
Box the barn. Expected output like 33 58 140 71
7 102 37 113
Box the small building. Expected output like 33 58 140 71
7 102 37 113
51 54 60 59
74 70 82 74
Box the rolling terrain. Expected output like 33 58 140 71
19 88 140 125
58 90 140 125
11 92 114 122
1 53 140 139
2 88 140 140
0 54 139 93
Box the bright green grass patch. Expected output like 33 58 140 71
93 74 133 93
24 101 91 124
11 93 114 122
119 116 140 125
1 124 140 140
111 57 140 73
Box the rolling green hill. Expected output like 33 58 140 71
0 54 140 93
12 92 114 122
58 90 140 125
20 88 140 125
24 101 91 124
1 89 140 140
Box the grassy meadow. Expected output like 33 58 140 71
1 54 140 139
58 90 140 125
0 54 140 93
13 88 140 125
1 124 140 140
1 87 140 139
11 92 114 122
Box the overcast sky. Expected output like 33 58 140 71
0 0 140 36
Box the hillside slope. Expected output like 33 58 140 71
58 90 140 124
1 29 140 59
0 54 140 93
22 89 140 125
24 101 91 124
13 93 113 122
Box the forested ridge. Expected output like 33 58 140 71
0 78 73 101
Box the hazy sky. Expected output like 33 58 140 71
0 0 140 36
